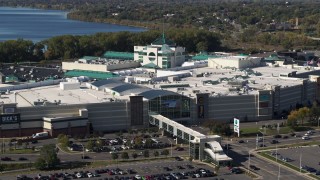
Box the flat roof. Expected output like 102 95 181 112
0 84 129 107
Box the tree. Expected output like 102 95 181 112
161 149 169 157
35 158 46 170
86 140 95 151
287 110 298 128
132 153 138 159
111 153 119 161
297 107 310 125
145 138 153 148
57 134 69 147
24 142 29 149
153 151 159 157
309 102 320 125
16 139 22 149
95 139 103 150
121 152 129 160
143 150 149 158
37 144 60 169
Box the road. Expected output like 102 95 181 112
223 129 320 180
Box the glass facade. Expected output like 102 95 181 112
149 95 191 119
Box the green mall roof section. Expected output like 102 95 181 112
264 54 284 61
82 56 100 60
103 51 134 60
152 33 176 46
64 70 119 80
142 62 160 69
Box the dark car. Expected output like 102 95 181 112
177 165 184 169
259 144 266 147
270 139 279 144
273 135 282 138
316 170 320 175
81 155 90 159
175 156 183 161
231 167 243 174
238 140 244 143
282 135 289 139
19 157 28 161
31 140 38 144
163 167 172 171
307 167 317 173
187 165 194 169
249 165 260 170
1 157 12 161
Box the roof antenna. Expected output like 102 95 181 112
162 1 165 44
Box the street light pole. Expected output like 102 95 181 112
248 151 251 173
278 163 281 180
300 153 302 173
168 139 173 157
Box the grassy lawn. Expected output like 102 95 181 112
5 148 37 154
240 126 311 137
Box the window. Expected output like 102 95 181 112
148 52 156 56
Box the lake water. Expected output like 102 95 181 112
0 7 146 42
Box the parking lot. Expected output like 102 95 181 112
264 145 320 177
9 159 251 180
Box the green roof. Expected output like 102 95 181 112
152 33 175 46
265 54 283 61
64 70 119 79
142 63 160 69
103 51 134 60
82 56 99 60
191 54 220 61
5 75 19 82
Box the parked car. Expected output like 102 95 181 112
231 167 243 174
270 139 279 144
249 165 260 170
1 157 12 161
273 135 282 138
238 140 244 143
19 157 28 161
302 136 310 140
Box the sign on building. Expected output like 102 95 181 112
234 118 240 137
0 114 20 124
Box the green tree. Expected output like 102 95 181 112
121 152 129 160
57 134 69 147
153 150 159 157
161 149 169 157
132 153 138 159
86 140 95 151
309 102 320 125
35 158 47 170
145 138 153 148
37 144 60 169
111 153 119 161
24 142 29 149
143 150 149 158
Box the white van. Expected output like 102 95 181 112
32 132 49 138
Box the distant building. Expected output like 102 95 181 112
134 34 186 69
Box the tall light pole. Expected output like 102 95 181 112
299 153 302 173
256 134 258 150
80 143 85 162
278 163 281 180
248 151 251 173
276 145 278 162
168 139 173 157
